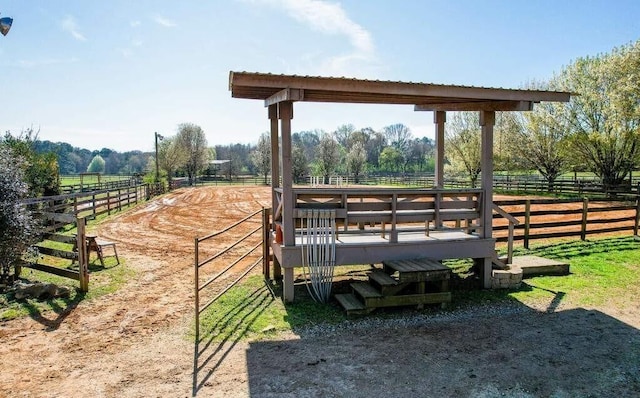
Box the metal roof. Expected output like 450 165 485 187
229 71 571 111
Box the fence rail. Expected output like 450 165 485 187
194 208 268 340
492 197 639 247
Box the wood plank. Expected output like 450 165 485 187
40 212 76 224
335 293 367 314
351 282 383 299
368 269 397 286
34 246 78 260
25 263 80 280
42 233 76 244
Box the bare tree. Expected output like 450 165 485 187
176 123 209 185
251 132 271 184
333 124 356 148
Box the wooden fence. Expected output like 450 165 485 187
23 183 164 219
492 198 640 247
17 212 89 291
59 177 141 194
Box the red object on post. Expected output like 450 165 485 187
275 225 283 244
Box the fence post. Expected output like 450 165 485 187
634 197 640 236
580 197 589 241
92 194 96 219
107 190 111 215
524 199 531 249
77 217 89 292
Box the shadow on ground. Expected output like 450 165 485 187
244 306 640 397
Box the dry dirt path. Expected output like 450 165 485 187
1 186 639 397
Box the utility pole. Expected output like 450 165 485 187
155 132 163 183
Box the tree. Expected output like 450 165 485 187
364 129 386 169
379 146 403 173
2 129 60 197
512 97 571 190
333 124 356 148
176 123 209 185
317 133 341 183
346 142 366 183
291 143 308 183
158 137 188 186
561 40 640 188
446 112 482 187
87 155 106 173
251 133 271 184
0 147 39 284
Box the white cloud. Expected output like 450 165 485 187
61 15 87 41
248 0 378 77
130 20 141 28
153 15 177 28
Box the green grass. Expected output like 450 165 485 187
0 255 134 322
197 235 640 343
59 174 131 186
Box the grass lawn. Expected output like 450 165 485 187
197 235 640 343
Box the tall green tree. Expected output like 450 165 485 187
291 142 308 184
2 129 60 197
87 155 106 173
562 40 640 188
176 123 209 185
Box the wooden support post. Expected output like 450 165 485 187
480 110 495 240
107 190 111 215
262 208 270 279
434 111 446 188
269 104 280 234
581 197 589 241
279 101 295 247
524 199 531 249
77 217 89 292
283 267 294 303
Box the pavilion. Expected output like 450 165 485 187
229 71 571 302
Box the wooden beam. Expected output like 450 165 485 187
415 101 534 112
434 111 446 188
480 110 495 240
269 104 280 234
279 101 295 247
264 88 304 107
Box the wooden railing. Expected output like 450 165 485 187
492 204 520 264
274 187 484 244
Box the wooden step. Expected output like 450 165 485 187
334 293 369 315
383 258 450 283
351 281 383 299
368 270 408 296
368 269 397 286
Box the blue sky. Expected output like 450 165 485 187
1 0 639 152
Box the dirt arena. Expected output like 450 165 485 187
1 186 639 397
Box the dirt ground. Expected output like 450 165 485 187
1 186 639 397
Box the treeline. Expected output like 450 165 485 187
33 139 152 175
216 124 435 184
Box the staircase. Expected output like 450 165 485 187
335 258 452 315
